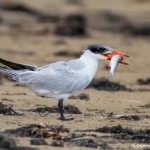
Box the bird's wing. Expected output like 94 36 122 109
16 60 90 93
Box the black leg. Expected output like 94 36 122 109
58 99 65 120
58 99 74 121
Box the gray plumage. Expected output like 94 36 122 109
0 59 91 98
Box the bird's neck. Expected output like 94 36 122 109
80 52 99 80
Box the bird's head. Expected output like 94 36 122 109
83 44 129 64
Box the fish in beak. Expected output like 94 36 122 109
102 49 129 65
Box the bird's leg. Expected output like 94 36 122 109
58 99 65 120
58 99 74 121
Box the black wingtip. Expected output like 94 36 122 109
0 58 36 71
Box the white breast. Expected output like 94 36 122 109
80 53 99 81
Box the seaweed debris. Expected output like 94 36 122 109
88 78 131 91
137 78 150 85
0 102 23 116
76 125 150 143
29 105 82 114
107 113 141 121
0 134 36 150
4 124 69 139
3 124 112 149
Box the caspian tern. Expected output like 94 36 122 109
0 44 128 120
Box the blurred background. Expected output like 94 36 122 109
0 1 150 149
0 0 150 86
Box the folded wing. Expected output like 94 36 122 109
17 60 89 94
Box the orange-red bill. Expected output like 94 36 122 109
102 49 129 65
102 50 129 59
120 61 129 65
112 50 129 57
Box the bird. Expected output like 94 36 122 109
0 44 128 121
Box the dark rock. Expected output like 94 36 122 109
55 14 87 36
88 78 131 91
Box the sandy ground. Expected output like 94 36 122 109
0 0 150 149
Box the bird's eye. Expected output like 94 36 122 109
90 47 99 53
98 47 105 52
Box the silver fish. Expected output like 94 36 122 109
106 55 123 78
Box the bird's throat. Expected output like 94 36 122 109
80 54 99 80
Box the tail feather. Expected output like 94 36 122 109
0 58 37 71
0 66 22 76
